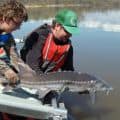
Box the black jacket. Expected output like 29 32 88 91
20 24 74 73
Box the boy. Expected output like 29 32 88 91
0 0 30 120
0 0 28 84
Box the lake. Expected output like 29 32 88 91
13 6 120 120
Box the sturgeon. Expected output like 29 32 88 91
0 63 113 99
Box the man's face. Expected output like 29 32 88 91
53 24 72 43
0 17 23 33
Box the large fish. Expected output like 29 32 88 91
0 62 113 99
18 63 113 99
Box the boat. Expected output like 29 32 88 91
0 84 67 119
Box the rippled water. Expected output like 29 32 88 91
13 7 120 120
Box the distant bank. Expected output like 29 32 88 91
0 0 120 8
25 4 89 8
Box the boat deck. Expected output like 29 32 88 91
0 85 67 119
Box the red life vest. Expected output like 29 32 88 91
41 33 70 72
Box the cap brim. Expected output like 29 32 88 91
63 25 80 34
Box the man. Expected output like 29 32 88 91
0 0 34 120
20 9 79 74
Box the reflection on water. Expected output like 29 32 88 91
14 7 120 120
80 10 120 32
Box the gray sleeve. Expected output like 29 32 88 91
0 59 10 75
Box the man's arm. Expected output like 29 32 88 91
20 32 39 62
61 45 74 71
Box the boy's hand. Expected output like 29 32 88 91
4 69 19 84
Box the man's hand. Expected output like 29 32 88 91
4 69 19 84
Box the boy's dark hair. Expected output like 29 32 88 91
0 0 28 21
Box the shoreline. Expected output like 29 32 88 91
25 4 120 9
25 4 89 8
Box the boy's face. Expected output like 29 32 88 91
0 17 23 33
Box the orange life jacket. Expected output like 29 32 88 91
41 33 70 72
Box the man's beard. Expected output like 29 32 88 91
54 38 69 45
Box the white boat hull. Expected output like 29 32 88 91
0 85 67 119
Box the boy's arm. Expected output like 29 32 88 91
0 59 10 74
0 59 19 84
9 36 20 72
0 37 19 83
10 46 20 72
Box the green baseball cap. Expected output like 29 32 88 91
55 9 79 34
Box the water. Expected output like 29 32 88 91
13 7 120 120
